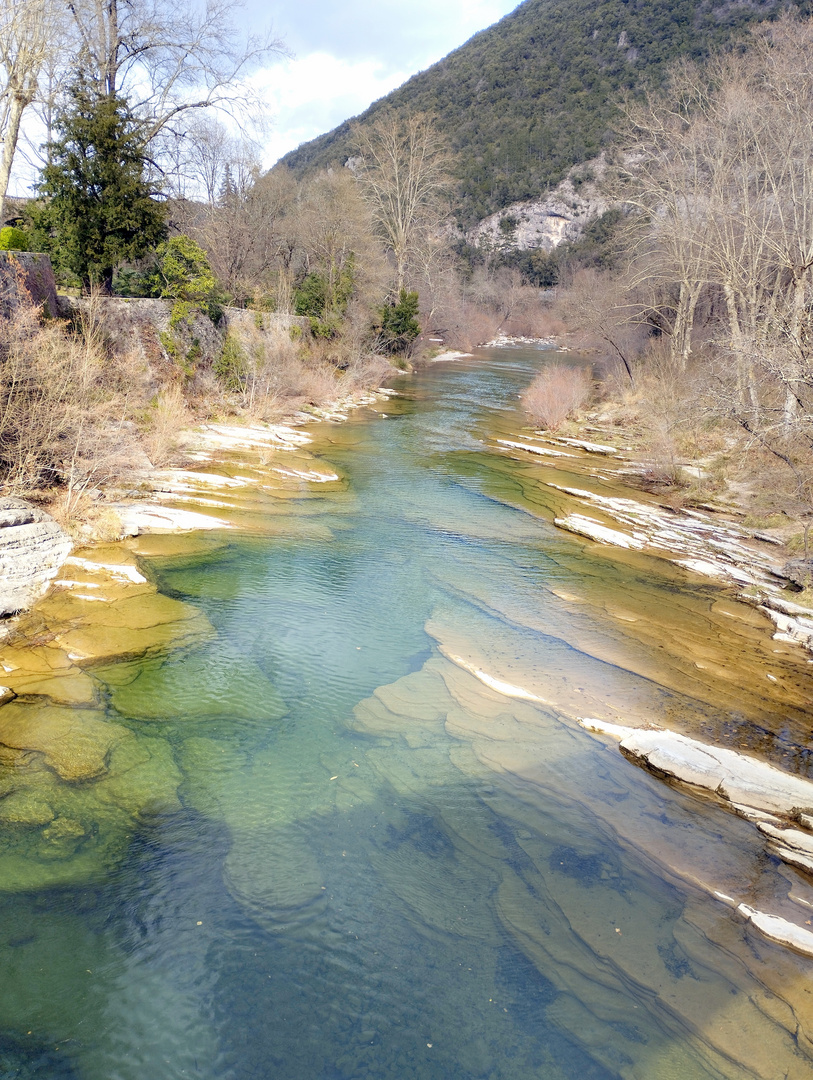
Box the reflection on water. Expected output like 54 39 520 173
1 348 813 1078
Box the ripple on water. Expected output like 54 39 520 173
3 349 813 1080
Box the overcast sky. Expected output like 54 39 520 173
249 0 520 166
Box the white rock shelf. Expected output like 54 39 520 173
553 513 646 550
496 439 576 458
112 504 233 535
541 482 813 652
580 716 813 958
551 436 618 455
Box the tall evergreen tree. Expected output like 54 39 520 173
37 81 166 292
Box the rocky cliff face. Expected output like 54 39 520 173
0 499 73 616
466 158 609 253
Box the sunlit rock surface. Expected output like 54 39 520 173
0 546 210 889
0 498 72 615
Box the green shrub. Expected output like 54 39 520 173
378 289 421 354
153 235 225 322
293 260 355 338
214 334 247 391
0 226 29 252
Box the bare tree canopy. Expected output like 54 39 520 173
0 0 64 223
65 0 287 150
351 112 450 293
618 13 813 515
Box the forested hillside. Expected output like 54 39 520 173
279 0 807 226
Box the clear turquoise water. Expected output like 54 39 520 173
1 349 813 1080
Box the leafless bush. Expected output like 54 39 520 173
435 300 501 351
343 352 392 391
503 305 565 340
143 385 192 465
521 364 591 430
0 295 143 514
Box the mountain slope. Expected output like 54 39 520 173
279 0 805 227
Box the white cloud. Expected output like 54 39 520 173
8 1 520 195
252 0 521 167
251 53 411 167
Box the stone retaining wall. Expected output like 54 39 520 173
0 252 60 319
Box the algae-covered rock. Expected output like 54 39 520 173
56 599 213 664
0 791 54 826
100 647 287 722
175 736 248 815
0 703 127 780
0 703 182 890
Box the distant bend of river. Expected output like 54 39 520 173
1 346 813 1080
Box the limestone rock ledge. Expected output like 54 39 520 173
580 716 813 956
0 498 72 616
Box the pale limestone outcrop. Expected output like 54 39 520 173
467 157 609 253
580 716 813 955
0 498 72 616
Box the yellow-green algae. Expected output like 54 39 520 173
0 428 352 897
0 545 208 890
2 358 813 1078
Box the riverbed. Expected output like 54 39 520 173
1 346 813 1080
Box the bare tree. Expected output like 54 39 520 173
298 168 385 315
351 112 450 293
616 13 813 514
65 0 287 169
558 268 642 382
178 163 301 308
0 0 63 223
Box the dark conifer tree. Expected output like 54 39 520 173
37 82 166 292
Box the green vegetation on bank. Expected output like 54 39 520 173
34 82 167 292
280 0 807 226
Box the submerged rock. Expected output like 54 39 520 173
0 498 72 615
0 703 128 781
223 827 326 933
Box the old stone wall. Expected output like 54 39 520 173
0 252 61 319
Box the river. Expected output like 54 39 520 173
1 346 813 1080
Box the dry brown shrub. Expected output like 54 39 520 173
49 497 125 542
441 304 501 351
296 363 342 405
143 385 192 465
342 353 392 392
521 364 591 430
0 294 149 519
503 305 565 340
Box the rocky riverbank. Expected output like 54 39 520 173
0 385 397 655
487 397 813 961
494 421 813 652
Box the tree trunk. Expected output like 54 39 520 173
672 280 701 370
723 281 758 413
0 91 27 228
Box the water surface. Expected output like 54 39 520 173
1 348 813 1080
